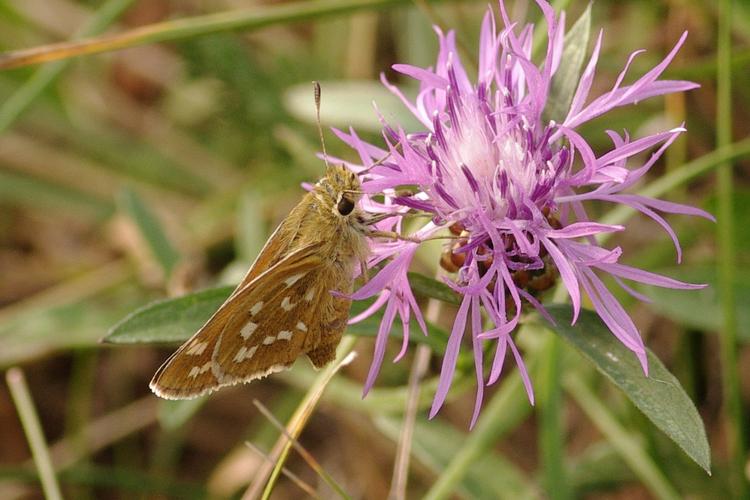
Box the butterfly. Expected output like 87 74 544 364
150 163 389 399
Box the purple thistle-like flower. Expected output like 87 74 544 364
338 0 713 427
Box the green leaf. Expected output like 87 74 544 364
118 188 181 278
407 272 460 305
544 4 592 123
646 265 750 341
546 304 711 473
283 80 422 133
105 280 451 352
105 286 234 344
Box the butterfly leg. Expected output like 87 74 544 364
366 229 421 243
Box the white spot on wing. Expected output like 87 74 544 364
277 330 293 341
186 341 208 356
189 362 212 378
263 336 276 345
281 296 296 311
234 346 247 363
250 301 264 316
246 346 258 360
240 322 257 339
304 289 315 302
234 345 260 363
284 272 306 288
296 321 308 332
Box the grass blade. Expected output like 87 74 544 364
6 368 64 500
0 0 135 133
0 0 430 70
716 0 747 496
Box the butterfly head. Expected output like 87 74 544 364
315 164 363 218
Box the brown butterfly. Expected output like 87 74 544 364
149 162 393 399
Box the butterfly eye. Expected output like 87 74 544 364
337 196 355 216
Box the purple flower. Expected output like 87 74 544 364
336 0 713 427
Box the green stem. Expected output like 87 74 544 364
716 0 747 496
539 334 569 499
6 368 64 500
0 0 135 133
423 341 539 500
564 376 681 500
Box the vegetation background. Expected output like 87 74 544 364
0 0 747 498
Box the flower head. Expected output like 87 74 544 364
336 0 713 427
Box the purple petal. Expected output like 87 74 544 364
430 294 471 418
349 290 390 324
546 222 624 239
363 297 399 395
565 29 603 124
393 64 449 89
508 334 534 405
540 236 581 323
470 297 485 428
597 262 707 290
394 301 411 362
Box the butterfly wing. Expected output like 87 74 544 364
227 196 310 299
150 244 333 399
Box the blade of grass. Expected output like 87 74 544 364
244 442 321 500
6 368 64 500
259 350 357 500
0 169 113 219
118 187 181 279
716 0 747 496
0 260 131 326
242 338 357 500
253 400 349 499
564 375 681 500
0 0 135 133
0 0 440 70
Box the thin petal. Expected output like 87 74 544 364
430 294 471 418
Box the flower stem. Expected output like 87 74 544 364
716 0 747 496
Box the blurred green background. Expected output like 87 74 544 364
0 0 748 498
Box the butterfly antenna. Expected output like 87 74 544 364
312 81 331 169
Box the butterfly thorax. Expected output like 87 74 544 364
300 164 370 267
